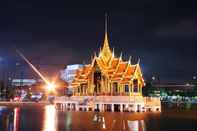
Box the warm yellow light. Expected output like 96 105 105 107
43 105 57 131
46 83 56 91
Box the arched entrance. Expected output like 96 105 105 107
93 71 101 95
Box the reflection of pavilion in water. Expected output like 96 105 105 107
0 107 20 131
0 106 58 131
43 105 57 131
128 120 147 131
92 113 147 131
0 106 150 131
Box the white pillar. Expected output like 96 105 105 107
102 104 105 112
99 104 102 112
76 104 79 111
134 104 138 112
111 104 114 112
64 104 66 111
119 104 122 112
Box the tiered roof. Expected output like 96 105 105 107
71 16 144 87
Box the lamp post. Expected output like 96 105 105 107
151 76 156 85
0 57 7 99
193 76 196 83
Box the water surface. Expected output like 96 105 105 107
0 105 196 131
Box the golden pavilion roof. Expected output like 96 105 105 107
71 16 145 87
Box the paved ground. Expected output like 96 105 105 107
0 101 49 107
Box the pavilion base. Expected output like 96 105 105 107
54 96 161 112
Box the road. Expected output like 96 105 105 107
0 101 49 106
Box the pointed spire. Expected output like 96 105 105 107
98 13 113 64
99 47 102 53
128 56 132 64
102 13 110 52
112 47 115 57
94 52 97 57
137 58 140 65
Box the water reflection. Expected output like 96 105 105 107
128 120 146 131
0 107 17 131
65 112 72 131
13 108 20 131
43 105 57 131
140 120 147 131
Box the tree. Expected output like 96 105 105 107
142 82 156 97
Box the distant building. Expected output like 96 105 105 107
153 83 195 92
11 79 37 87
60 64 84 85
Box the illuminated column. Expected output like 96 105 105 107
129 84 131 97
106 79 109 94
79 87 81 96
101 76 105 95
76 104 79 111
120 84 122 95
111 104 114 112
117 83 120 95
131 81 133 93
82 86 84 96
120 104 123 112
102 104 105 112
99 104 102 112
139 83 142 95
85 85 87 95
88 80 91 95
110 82 112 96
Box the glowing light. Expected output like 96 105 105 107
43 105 57 131
46 83 56 91
14 108 20 131
128 120 138 131
16 50 50 85
16 50 57 91
102 117 106 129
140 120 146 131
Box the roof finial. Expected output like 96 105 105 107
112 47 115 57
94 52 97 57
119 52 122 60
128 56 132 64
98 13 112 63
105 13 108 34
137 58 140 64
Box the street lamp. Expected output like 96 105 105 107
193 76 196 80
152 76 156 81
46 83 56 92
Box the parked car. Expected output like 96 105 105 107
13 96 20 102
31 93 43 102
48 96 55 104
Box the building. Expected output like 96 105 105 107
71 28 145 97
60 64 84 84
11 79 37 87
55 16 161 112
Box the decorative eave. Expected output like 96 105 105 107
130 59 145 86
120 56 132 81
111 53 122 78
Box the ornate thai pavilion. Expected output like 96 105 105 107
71 19 145 97
55 16 161 112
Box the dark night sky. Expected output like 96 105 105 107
0 0 197 82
